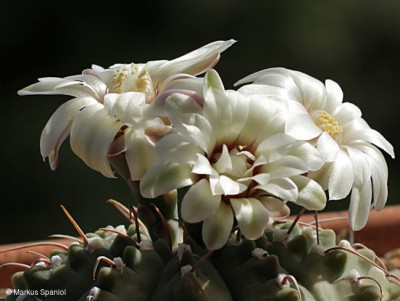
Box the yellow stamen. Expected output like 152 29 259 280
311 110 343 142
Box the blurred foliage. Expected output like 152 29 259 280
1 0 399 244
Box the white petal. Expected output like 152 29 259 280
192 154 214 175
181 179 221 223
290 70 327 110
202 202 234 250
346 146 371 187
179 114 215 155
219 175 247 195
70 104 123 178
140 162 195 198
18 77 104 99
256 133 296 162
40 97 98 169
256 177 298 202
103 92 146 125
124 128 160 181
231 198 270 240
262 156 307 178
332 102 362 126
286 112 322 140
291 175 326 210
324 79 343 112
344 128 394 159
308 162 333 191
316 132 340 162
146 39 236 87
258 196 290 219
328 150 354 200
351 142 388 210
349 182 372 231
288 141 324 171
213 144 232 173
155 133 201 164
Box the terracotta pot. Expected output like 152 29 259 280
1 205 399 289
300 204 400 257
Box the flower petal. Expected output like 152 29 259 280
70 104 123 178
328 149 354 200
286 112 322 140
40 97 98 169
103 92 146 125
181 179 221 223
140 162 195 198
146 39 236 87
231 198 269 240
324 79 343 113
332 102 362 126
124 128 160 181
291 175 326 210
349 181 372 231
316 132 340 162
202 202 234 250
256 177 298 202
155 133 201 164
258 196 290 219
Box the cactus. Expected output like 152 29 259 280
3 202 400 301
8 40 399 301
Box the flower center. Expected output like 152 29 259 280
112 63 155 101
310 110 343 142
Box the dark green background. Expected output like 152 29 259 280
2 0 399 244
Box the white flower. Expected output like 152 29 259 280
236 67 395 230
18 40 235 178
140 69 326 250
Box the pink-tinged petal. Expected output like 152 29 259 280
40 97 98 170
258 196 290 219
316 132 339 162
155 133 202 164
146 39 236 87
202 202 234 250
140 162 195 198
324 79 343 112
332 102 362 126
124 128 160 181
231 198 269 240
328 149 354 200
349 181 372 231
103 92 146 125
70 104 124 178
181 179 221 223
285 112 322 140
290 175 326 210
